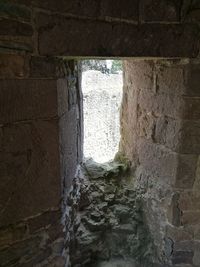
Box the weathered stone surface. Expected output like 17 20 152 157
28 209 62 233
0 0 31 21
0 223 28 247
181 211 200 226
140 0 182 22
137 138 178 185
31 0 101 17
0 18 33 36
175 154 198 189
30 56 57 78
68 162 156 267
100 0 138 20
37 13 199 57
156 62 186 95
0 79 58 123
187 62 200 96
0 53 27 78
124 60 154 91
183 97 200 120
0 39 33 53
179 191 200 211
0 120 61 226
172 250 194 265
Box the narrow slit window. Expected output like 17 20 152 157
81 59 123 163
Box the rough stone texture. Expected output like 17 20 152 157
0 1 200 266
120 59 200 266
67 160 157 267
140 0 182 22
0 60 82 266
37 14 199 57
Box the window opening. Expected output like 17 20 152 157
81 59 123 163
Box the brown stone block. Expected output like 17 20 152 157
123 60 154 91
183 97 200 120
187 63 200 97
0 223 28 247
0 19 33 36
31 0 100 17
154 116 182 152
0 0 31 21
179 191 200 211
28 209 62 234
136 138 178 185
156 63 186 96
166 224 193 242
172 250 194 265
30 56 56 78
0 120 61 226
0 53 27 78
180 120 200 154
100 0 138 20
181 211 200 226
140 0 182 22
0 79 58 123
175 154 198 189
138 90 184 118
37 13 199 57
0 39 33 53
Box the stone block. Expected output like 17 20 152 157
181 211 200 226
138 90 184 119
136 138 178 185
179 191 200 211
140 0 182 22
156 63 186 96
37 13 199 57
0 79 58 123
28 209 62 233
166 224 193 242
0 53 27 78
172 250 194 265
0 235 42 266
0 19 33 36
154 116 182 152
0 0 31 21
183 97 200 120
0 223 28 247
31 0 100 17
0 39 33 53
123 60 154 91
137 108 155 140
187 63 200 97
180 120 200 154
175 154 198 189
0 120 61 226
30 56 57 78
57 78 68 117
100 0 138 20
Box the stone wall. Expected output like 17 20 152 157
120 59 200 266
0 59 82 266
0 0 200 266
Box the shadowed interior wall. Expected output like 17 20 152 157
0 0 200 266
